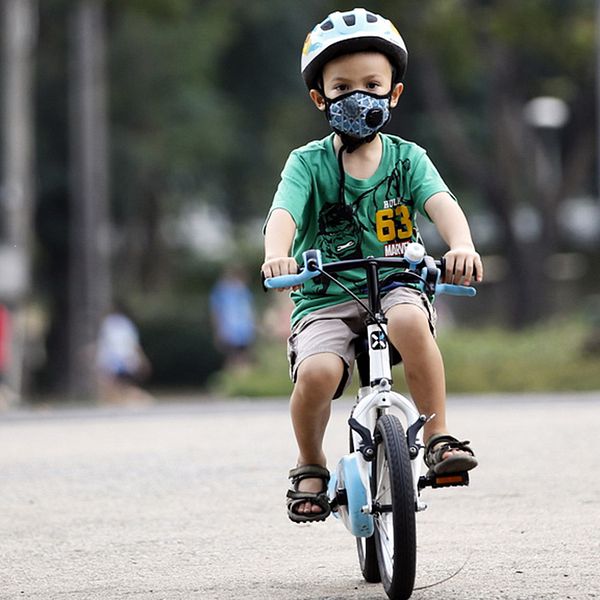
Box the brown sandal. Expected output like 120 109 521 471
286 464 331 523
425 434 478 475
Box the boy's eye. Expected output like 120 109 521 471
334 84 348 91
367 82 380 89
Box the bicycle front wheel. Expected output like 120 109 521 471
372 414 416 600
349 424 380 582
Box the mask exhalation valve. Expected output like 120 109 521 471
365 108 384 128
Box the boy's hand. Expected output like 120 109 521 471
261 256 301 291
443 246 483 286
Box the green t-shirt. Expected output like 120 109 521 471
267 133 454 326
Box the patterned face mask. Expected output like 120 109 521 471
325 90 391 143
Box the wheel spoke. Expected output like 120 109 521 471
375 515 394 572
376 514 392 544
375 456 389 501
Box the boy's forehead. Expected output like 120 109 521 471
322 51 393 80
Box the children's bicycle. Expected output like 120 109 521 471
264 243 476 600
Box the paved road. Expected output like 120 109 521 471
1 393 599 600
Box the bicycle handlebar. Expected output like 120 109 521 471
263 244 477 297
433 283 476 297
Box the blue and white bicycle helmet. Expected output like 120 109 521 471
301 8 408 90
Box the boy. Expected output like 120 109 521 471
262 8 483 523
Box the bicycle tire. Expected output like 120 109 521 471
356 534 381 583
372 414 416 600
349 428 381 582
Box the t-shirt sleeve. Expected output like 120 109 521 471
409 150 456 220
263 150 311 233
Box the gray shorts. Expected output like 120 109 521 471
287 287 437 398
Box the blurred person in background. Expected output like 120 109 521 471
262 293 294 343
210 267 256 370
96 303 153 405
0 305 16 410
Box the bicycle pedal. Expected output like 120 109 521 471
418 471 469 490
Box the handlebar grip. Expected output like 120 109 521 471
436 283 477 297
264 269 314 290
263 249 323 290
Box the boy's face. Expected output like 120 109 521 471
310 51 403 110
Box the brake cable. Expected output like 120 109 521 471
312 265 429 348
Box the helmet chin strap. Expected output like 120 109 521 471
336 142 361 214
337 143 347 205
335 144 358 224
336 133 377 210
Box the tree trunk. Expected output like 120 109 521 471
414 40 561 328
68 0 111 401
0 0 37 402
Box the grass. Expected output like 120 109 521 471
439 319 600 393
211 318 600 397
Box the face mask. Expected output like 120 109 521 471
324 90 391 146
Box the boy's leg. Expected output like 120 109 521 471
290 352 345 515
386 303 447 440
385 303 474 467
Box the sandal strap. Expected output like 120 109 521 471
288 464 330 486
425 434 474 468
286 490 331 521
286 489 328 502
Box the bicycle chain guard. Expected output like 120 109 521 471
328 453 374 538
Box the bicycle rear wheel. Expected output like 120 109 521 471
356 534 380 583
372 414 416 600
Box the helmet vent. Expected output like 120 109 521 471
320 19 334 31
366 12 378 23
343 14 356 26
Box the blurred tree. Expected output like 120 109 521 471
381 0 596 326
109 1 237 290
32 0 597 394
67 0 110 401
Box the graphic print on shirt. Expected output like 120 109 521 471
314 202 366 294
318 202 365 261
311 158 422 295
368 158 420 257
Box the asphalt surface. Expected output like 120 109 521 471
1 393 599 600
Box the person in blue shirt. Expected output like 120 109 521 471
210 268 256 369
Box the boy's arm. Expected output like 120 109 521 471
262 208 300 290
424 192 484 286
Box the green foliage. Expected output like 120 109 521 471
137 297 223 388
208 340 292 398
109 0 195 19
212 319 600 397
32 1 599 393
110 3 237 196
438 319 600 393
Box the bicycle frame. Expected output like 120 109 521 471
337 259 428 538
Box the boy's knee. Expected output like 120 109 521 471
295 353 345 393
387 303 430 335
